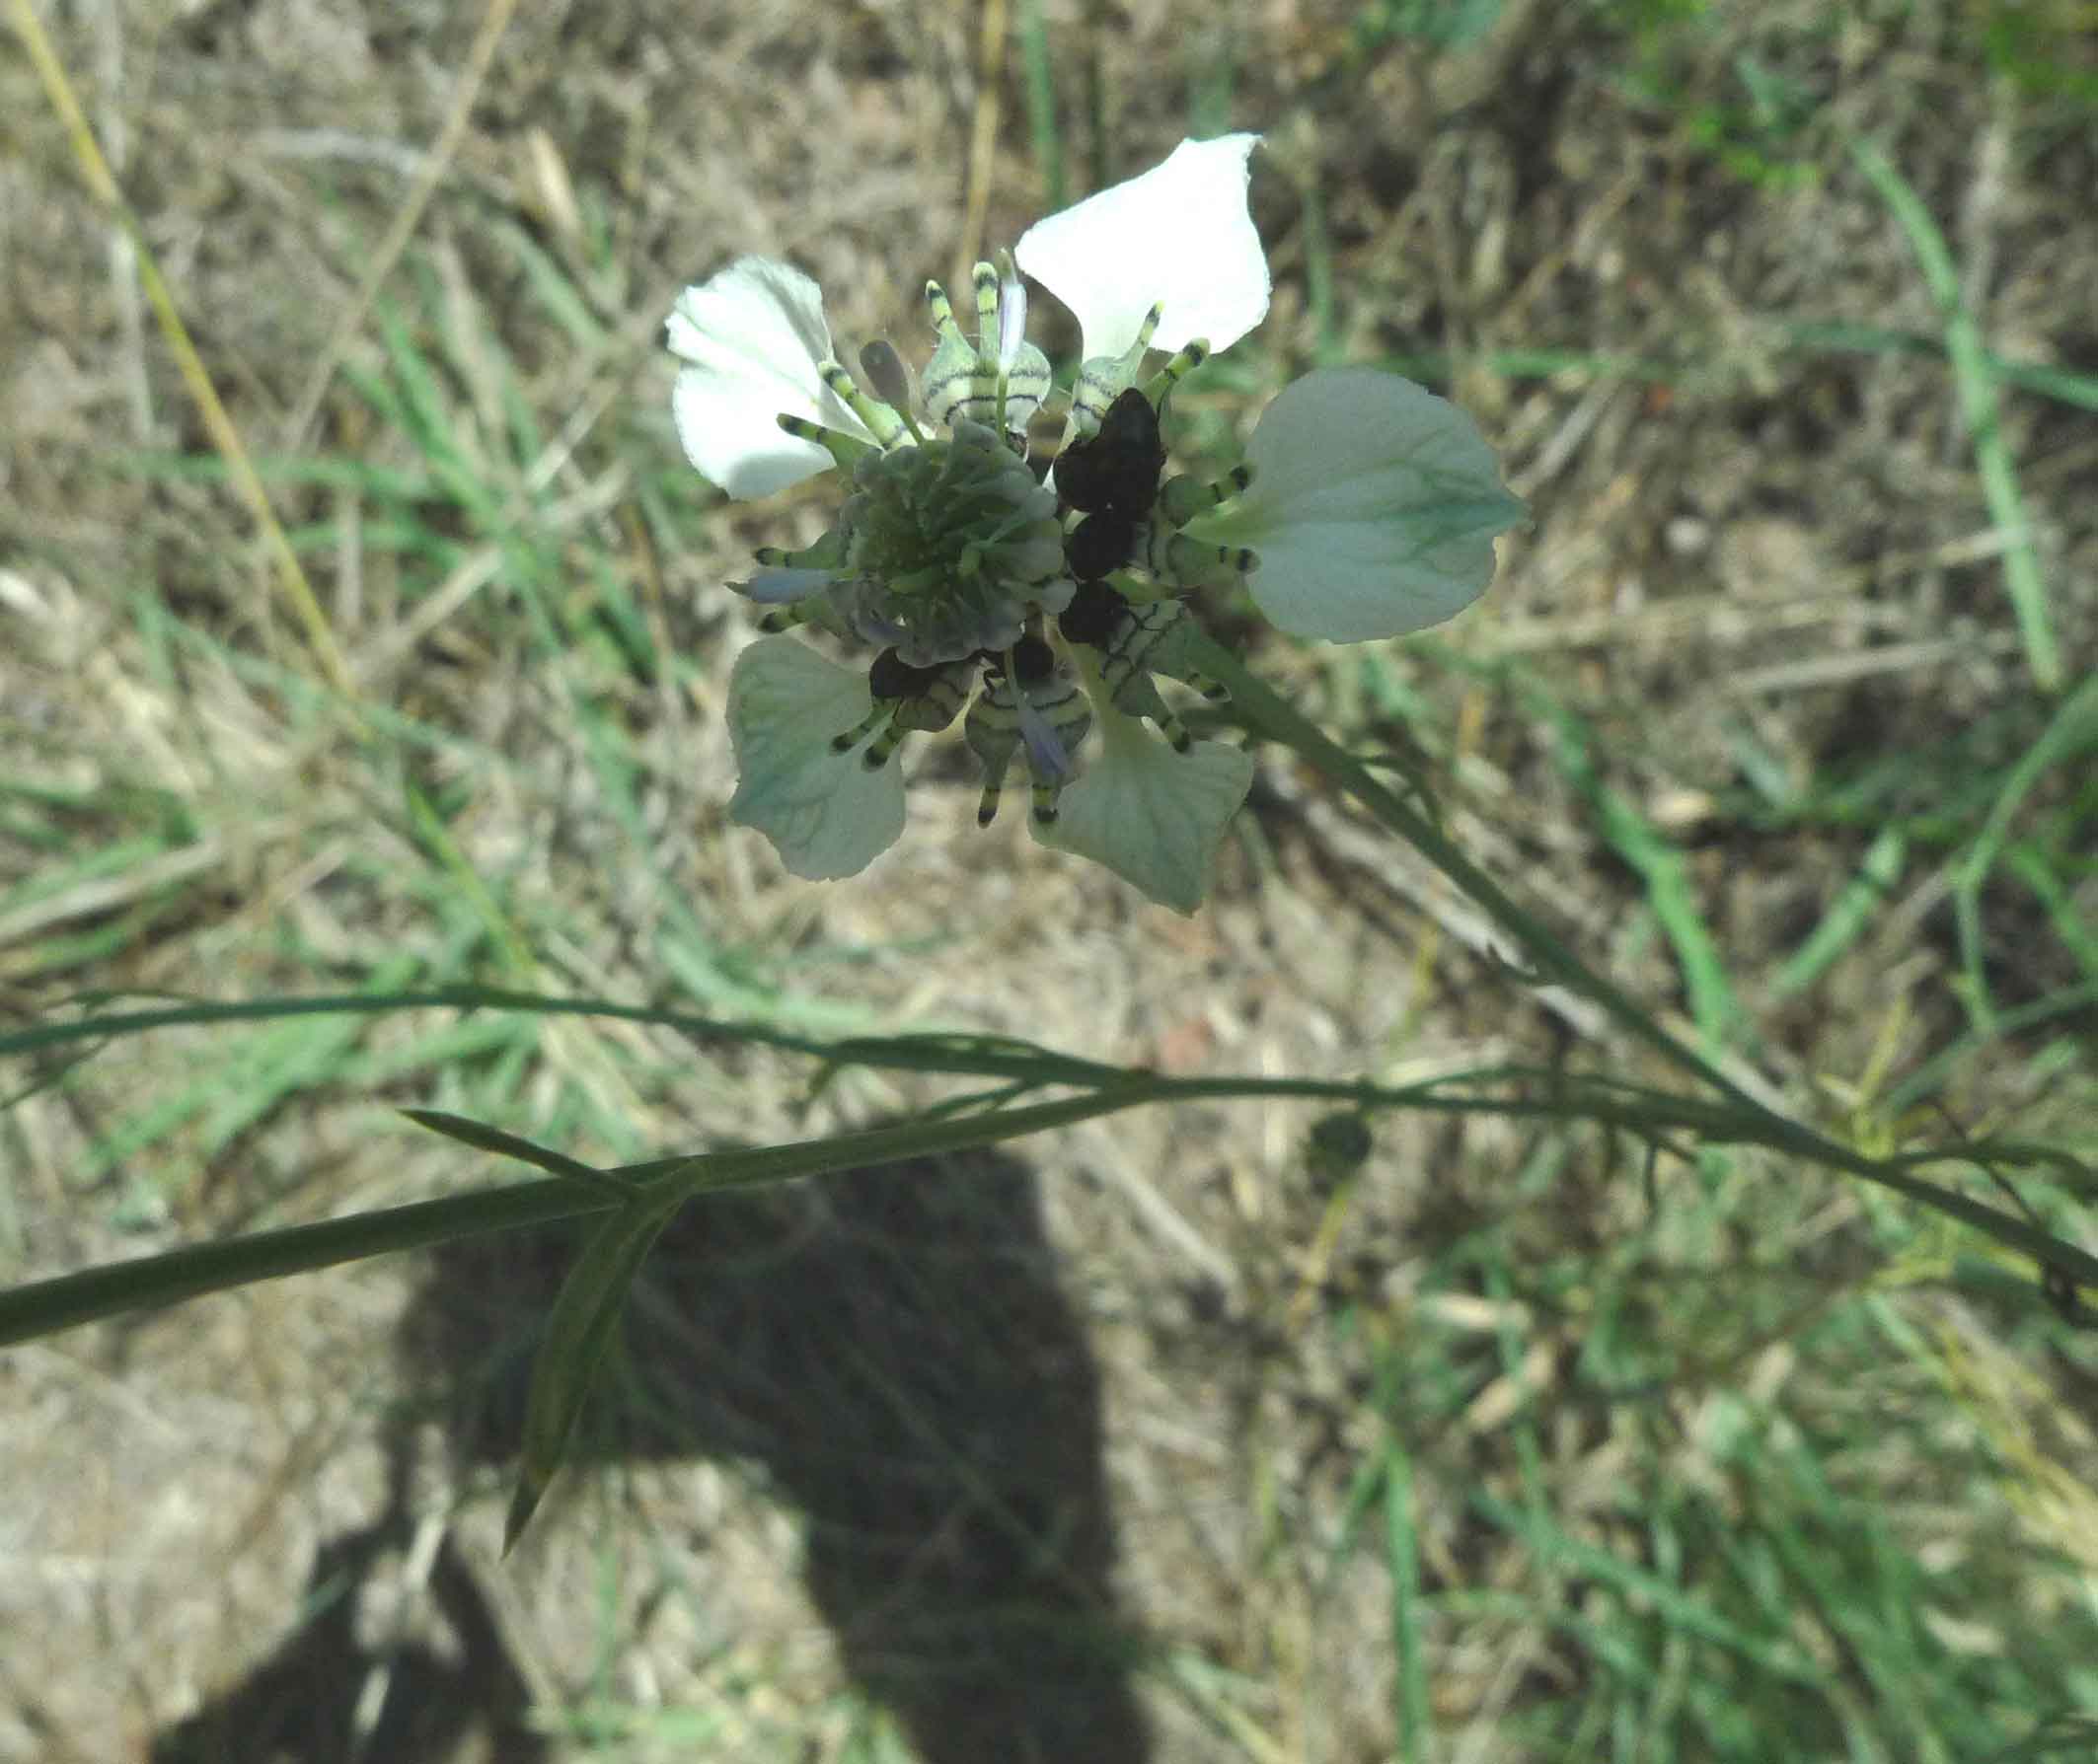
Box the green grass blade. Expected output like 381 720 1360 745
1017 0 1065 214
1770 828 1907 999
1951 671 2098 1030
1381 1432 1433 1761
1849 136 2058 691
1469 1488 1825 1686
1778 320 2098 413
504 1187 682 1551
1538 693 1744 1047
401 1107 608 1183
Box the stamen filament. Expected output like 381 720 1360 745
777 412 876 471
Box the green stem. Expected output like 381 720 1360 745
1189 633 2097 1284
0 1083 1155 1348
8 1062 2095 1349
0 985 1128 1085
1193 636 1754 1092
0 1172 615 1349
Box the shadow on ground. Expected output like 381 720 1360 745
150 1493 549 1764
152 1151 1146 1764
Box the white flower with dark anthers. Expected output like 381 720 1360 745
670 136 1521 912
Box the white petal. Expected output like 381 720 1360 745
997 267 1030 376
726 636 906 880
1015 135 1270 361
666 257 874 499
1189 367 1526 642
1037 703 1254 914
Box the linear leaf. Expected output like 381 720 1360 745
504 1189 682 1551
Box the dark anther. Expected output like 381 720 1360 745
1066 509 1139 583
1011 633 1057 683
1054 388 1165 517
1058 578 1129 648
1057 388 1166 583
867 647 949 703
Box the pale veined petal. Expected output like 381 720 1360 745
666 257 876 499
726 636 907 880
1015 135 1270 361
1186 367 1526 642
1036 696 1254 914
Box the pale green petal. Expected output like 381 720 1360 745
1188 366 1525 642
1015 135 1269 361
1037 702 1254 914
727 636 906 880
666 257 874 500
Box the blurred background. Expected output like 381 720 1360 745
2 0 2095 1758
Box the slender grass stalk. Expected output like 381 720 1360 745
7 0 356 703
1849 137 2060 692
1017 0 1066 213
5 1019 2092 1349
0 1084 1162 1348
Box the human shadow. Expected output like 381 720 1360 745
154 1149 1148 1764
151 1478 548 1763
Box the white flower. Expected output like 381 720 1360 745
668 139 1277 908
1182 366 1527 642
667 143 1520 914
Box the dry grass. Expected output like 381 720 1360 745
3 0 2095 1759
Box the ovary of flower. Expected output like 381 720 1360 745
1180 366 1529 643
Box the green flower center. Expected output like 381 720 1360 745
826 419 1069 668
841 423 1061 616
